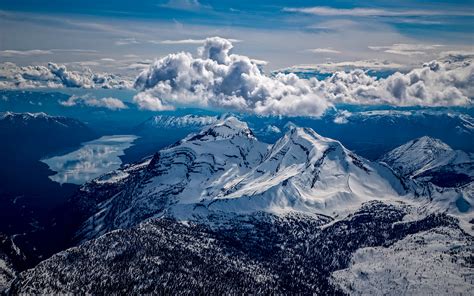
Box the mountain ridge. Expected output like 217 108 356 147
68 117 473 244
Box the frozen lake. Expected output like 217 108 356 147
42 135 138 185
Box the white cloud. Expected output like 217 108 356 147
281 60 406 73
133 37 331 116
160 0 211 11
333 110 351 124
283 6 474 17
314 59 473 107
0 49 53 57
307 48 341 54
59 94 128 110
115 38 140 46
369 43 444 56
134 37 473 115
439 50 474 60
158 38 241 45
0 62 132 89
266 125 281 133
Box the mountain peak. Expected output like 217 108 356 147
185 116 256 142
380 136 459 177
283 126 346 155
1 111 51 120
411 136 452 152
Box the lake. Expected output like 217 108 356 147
41 135 138 185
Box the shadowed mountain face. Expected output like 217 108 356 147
0 112 96 268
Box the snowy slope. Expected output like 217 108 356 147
77 117 269 241
75 117 415 241
332 226 474 296
379 136 474 216
72 117 474 245
207 126 407 216
10 201 473 294
380 136 474 181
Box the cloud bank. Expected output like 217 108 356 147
134 37 473 116
0 62 132 89
317 60 473 106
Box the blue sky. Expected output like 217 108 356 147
0 0 473 71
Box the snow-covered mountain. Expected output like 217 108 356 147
69 116 473 245
380 136 474 187
209 126 406 216
76 117 268 241
0 111 94 143
5 117 474 295
73 117 415 242
137 114 219 129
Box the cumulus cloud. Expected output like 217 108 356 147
316 59 473 106
133 37 473 115
133 37 331 116
439 50 474 61
59 94 128 110
0 62 132 89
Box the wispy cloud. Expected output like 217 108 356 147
157 38 241 44
0 48 100 57
52 49 99 53
0 49 53 57
159 0 211 11
307 48 341 54
283 6 474 17
282 60 406 72
115 38 140 46
369 43 444 56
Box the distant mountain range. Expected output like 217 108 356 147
133 109 474 160
5 116 471 294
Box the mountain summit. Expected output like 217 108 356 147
380 136 473 187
